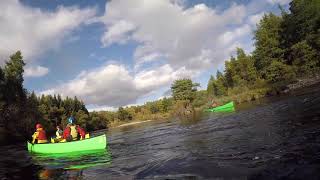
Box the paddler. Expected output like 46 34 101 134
56 125 63 139
63 117 78 141
211 100 218 108
76 125 86 140
32 123 48 144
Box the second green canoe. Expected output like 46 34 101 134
206 101 235 112
27 134 107 154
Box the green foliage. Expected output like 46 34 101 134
281 0 320 51
86 112 107 131
290 41 319 75
265 61 296 84
253 13 284 72
215 71 227 96
0 68 5 111
117 107 132 121
0 51 29 139
236 48 258 83
171 79 199 102
4 51 25 85
75 110 89 129
192 90 207 107
159 97 173 113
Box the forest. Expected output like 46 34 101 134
0 0 319 143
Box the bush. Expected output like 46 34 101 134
265 61 296 84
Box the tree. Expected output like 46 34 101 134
171 79 199 102
206 75 215 97
1 51 27 133
290 41 319 75
236 48 258 83
75 110 90 129
0 68 5 124
0 68 4 101
117 107 132 121
265 61 296 84
253 13 284 72
215 71 227 96
3 51 26 104
224 57 236 88
4 51 25 86
157 98 172 113
281 0 320 52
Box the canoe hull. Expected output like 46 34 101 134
206 101 235 112
27 134 107 154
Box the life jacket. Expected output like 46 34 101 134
63 127 71 139
37 128 48 143
77 126 86 139
70 125 78 140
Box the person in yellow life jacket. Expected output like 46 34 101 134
70 123 78 140
32 123 48 144
63 116 78 141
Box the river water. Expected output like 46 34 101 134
1 84 320 180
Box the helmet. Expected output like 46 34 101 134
68 117 74 124
36 123 42 129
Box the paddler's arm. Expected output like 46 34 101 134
32 131 39 144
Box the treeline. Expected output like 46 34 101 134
0 52 107 142
94 79 203 125
27 93 108 134
207 0 320 103
0 51 31 140
94 97 175 127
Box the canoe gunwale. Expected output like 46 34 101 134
27 134 107 154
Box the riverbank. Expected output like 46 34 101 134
106 75 320 128
203 74 320 109
283 74 320 93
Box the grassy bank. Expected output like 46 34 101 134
201 74 320 110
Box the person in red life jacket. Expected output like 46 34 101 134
32 123 48 144
76 125 86 140
63 123 72 142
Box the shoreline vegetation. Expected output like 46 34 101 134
0 0 319 144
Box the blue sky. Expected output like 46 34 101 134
0 0 290 111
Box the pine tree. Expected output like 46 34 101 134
253 13 284 73
206 75 215 97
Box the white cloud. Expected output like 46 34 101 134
248 12 265 26
40 63 196 107
40 64 138 106
101 20 136 47
87 105 117 112
99 0 249 72
218 24 252 46
24 65 49 77
267 0 291 5
0 0 96 64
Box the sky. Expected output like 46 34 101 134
0 0 291 111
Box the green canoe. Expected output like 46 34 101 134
206 101 235 112
27 134 107 154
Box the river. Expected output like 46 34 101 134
1 84 320 179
